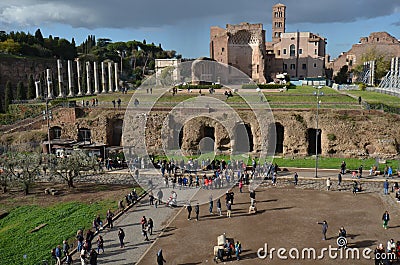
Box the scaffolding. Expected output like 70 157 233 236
379 57 400 95
357 60 375 86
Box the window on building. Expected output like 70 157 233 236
290 64 295 70
290 44 295 56
257 65 259 73
50 126 62 140
283 64 287 70
313 63 317 68
298 49 303 55
78 128 91 142
222 47 224 52
377 38 379 42
283 49 287 55
314 49 317 55
302 64 307 70
277 50 281 56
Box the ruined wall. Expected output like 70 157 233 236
0 57 57 92
21 107 400 158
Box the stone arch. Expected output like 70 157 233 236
307 128 322 155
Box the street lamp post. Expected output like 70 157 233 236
314 86 323 178
117 50 125 76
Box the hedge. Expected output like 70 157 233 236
242 83 294 89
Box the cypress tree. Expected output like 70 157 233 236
5 81 13 112
27 74 35 99
16 81 26 100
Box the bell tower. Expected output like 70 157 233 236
272 3 286 43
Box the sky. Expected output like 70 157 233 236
0 0 400 60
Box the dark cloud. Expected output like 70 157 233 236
0 0 399 29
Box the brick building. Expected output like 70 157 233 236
327 32 400 77
210 3 327 82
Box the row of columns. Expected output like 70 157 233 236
35 59 120 99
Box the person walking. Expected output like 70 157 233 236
294 172 298 185
382 211 390 229
142 224 149 241
96 235 104 254
195 203 200 221
226 201 232 218
157 249 166 265
55 245 62 265
337 173 342 186
157 189 164 205
106 209 114 229
216 198 222 216
326 178 331 191
384 180 389 195
209 195 214 215
89 249 98 265
187 202 192 220
250 190 256 206
340 161 346 174
80 248 87 265
148 218 154 235
118 228 125 248
239 180 243 193
235 241 242 261
317 220 328 240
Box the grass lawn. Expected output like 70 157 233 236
154 153 399 172
345 90 400 108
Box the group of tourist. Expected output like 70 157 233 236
81 98 99 108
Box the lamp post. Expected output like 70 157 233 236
117 50 125 76
314 86 323 178
43 99 53 154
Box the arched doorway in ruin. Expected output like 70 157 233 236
233 123 253 153
275 122 284 154
307 128 322 155
200 125 215 152
111 119 123 146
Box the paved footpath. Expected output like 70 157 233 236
70 167 393 264
71 196 180 265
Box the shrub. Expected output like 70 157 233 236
327 133 337 141
241 83 294 89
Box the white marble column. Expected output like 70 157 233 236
86 61 92 95
76 60 82 96
114 62 119 92
67 60 74 97
46 69 54 98
35 81 41 99
93 61 100 94
57 59 65 98
108 62 113 92
101 62 107 93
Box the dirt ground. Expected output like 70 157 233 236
139 185 400 265
0 182 133 212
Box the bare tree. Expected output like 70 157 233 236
2 152 42 195
50 151 100 188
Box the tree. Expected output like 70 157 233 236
0 39 21 54
16 81 26 100
2 152 42 195
353 47 392 81
334 65 349 84
5 81 13 112
27 74 35 99
34 29 44 44
50 151 100 188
